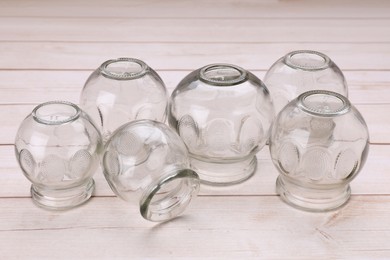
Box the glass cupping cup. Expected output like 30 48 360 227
102 120 200 222
264 50 348 116
80 58 168 142
15 101 102 210
269 90 369 211
169 63 274 186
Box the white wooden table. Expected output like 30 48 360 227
1 0 390 258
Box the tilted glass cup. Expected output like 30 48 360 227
102 120 200 222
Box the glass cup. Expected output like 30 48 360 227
102 120 200 222
264 50 348 116
15 101 102 210
269 90 369 211
169 63 274 186
79 57 168 142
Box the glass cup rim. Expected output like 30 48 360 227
297 90 351 117
140 168 200 222
284 50 331 71
199 63 248 86
32 101 81 125
99 57 148 80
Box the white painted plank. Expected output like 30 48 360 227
2 103 388 145
0 42 390 70
345 71 390 104
3 144 389 198
0 70 89 105
1 18 390 43
0 70 389 105
0 196 390 259
362 104 390 144
0 0 389 18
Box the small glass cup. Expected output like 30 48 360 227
102 120 200 222
269 90 369 211
169 63 274 186
264 50 348 116
15 101 102 210
79 57 168 142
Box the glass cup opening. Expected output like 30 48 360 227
140 169 200 222
200 63 247 86
100 58 147 80
298 90 350 117
32 101 80 125
285 50 330 71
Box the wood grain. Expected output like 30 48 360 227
1 42 390 70
1 196 390 259
1 18 390 43
0 70 389 104
1 0 389 18
2 103 388 145
4 145 389 198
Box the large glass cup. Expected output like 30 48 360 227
169 63 274 186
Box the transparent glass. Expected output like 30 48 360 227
79 57 168 142
169 63 274 186
102 120 200 222
14 101 102 210
264 50 348 116
269 90 369 211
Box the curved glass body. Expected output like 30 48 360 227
264 50 348 115
169 63 274 186
102 120 200 222
79 58 168 142
269 90 369 211
15 101 102 210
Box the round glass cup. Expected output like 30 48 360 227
102 120 200 222
15 101 102 210
169 63 274 186
79 57 168 142
269 90 369 211
264 50 348 116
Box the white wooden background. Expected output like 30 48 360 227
1 0 390 258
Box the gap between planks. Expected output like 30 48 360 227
1 18 390 43
1 42 390 70
1 0 389 19
1 195 390 258
2 144 389 198
2 16 390 20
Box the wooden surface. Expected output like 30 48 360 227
1 0 390 259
